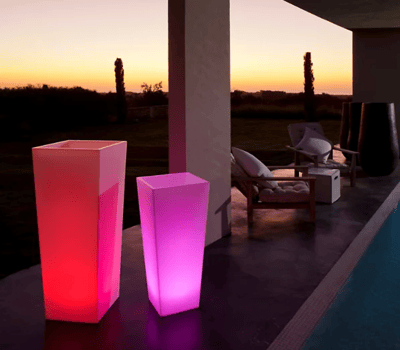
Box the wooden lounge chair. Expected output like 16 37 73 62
285 122 359 187
231 149 316 226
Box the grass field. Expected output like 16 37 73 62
231 103 342 121
0 115 341 279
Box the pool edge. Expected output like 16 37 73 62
266 180 400 350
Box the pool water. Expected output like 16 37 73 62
302 203 400 350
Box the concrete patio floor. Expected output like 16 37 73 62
1 149 400 350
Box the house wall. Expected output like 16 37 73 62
353 29 400 152
168 0 231 246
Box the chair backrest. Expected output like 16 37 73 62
287 122 325 147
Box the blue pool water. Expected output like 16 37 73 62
302 203 400 350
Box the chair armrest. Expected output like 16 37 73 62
268 165 311 177
267 165 311 170
285 145 319 161
332 146 360 155
232 176 316 182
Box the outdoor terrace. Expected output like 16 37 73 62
1 148 400 349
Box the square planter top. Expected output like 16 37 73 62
32 140 125 151
138 172 208 190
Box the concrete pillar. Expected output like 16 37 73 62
353 28 400 151
168 0 231 246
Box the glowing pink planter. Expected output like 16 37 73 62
32 140 127 323
136 172 210 317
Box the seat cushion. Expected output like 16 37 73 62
258 181 310 203
295 127 333 164
231 147 278 190
231 153 259 201
304 160 349 171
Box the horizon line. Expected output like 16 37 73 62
0 84 353 96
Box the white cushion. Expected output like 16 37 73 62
295 127 333 164
231 147 278 189
231 153 259 200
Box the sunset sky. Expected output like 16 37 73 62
1 0 352 95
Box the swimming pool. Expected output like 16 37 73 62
267 181 400 350
302 202 400 350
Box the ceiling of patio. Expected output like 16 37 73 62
283 0 400 30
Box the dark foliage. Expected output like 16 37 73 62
114 58 127 124
0 85 112 140
231 90 245 106
303 52 316 122
133 82 168 107
240 93 262 105
230 91 352 121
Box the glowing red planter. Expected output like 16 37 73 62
136 172 210 317
32 140 127 323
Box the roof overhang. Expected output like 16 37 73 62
283 0 400 30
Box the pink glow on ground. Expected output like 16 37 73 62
137 172 209 317
32 140 127 323
146 306 202 349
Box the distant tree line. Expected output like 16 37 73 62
0 85 115 137
232 52 334 122
0 51 347 140
230 89 350 109
0 82 169 140
131 82 168 107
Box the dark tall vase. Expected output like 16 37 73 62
347 102 363 166
358 102 399 177
339 102 351 161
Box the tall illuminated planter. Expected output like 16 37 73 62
136 172 210 317
32 140 127 323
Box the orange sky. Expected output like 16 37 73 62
1 0 352 95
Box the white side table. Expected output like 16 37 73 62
307 168 341 203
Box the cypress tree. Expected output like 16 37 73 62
303 52 316 122
114 58 127 124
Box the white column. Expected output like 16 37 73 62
168 0 231 245
353 28 400 152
